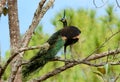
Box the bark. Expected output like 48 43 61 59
7 0 21 82
0 0 6 15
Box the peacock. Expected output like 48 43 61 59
22 11 81 79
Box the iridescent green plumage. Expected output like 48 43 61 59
22 30 65 78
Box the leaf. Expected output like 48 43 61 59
104 63 111 75
3 7 8 16
97 67 106 74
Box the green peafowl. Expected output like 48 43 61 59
22 12 81 80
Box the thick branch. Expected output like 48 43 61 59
8 0 20 51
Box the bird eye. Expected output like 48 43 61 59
62 18 65 21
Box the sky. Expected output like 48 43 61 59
0 0 120 57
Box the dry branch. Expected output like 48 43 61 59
21 0 46 48
93 0 108 8
85 49 120 61
93 0 120 8
18 43 50 53
116 0 120 8
22 0 54 48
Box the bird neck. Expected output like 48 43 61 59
63 20 67 27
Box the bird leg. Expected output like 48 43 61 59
64 46 70 65
64 46 67 59
70 45 75 60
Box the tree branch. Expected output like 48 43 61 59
0 0 6 15
85 49 120 61
33 48 120 82
116 0 120 8
93 0 109 8
52 56 120 67
21 0 46 48
0 43 49 80
16 43 49 54
21 0 54 48
5 0 21 82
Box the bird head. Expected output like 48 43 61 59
59 10 67 27
59 17 66 23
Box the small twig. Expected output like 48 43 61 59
116 0 120 8
85 48 120 61
52 58 104 67
17 43 49 53
84 30 120 61
52 56 120 67
115 73 120 82
93 0 108 8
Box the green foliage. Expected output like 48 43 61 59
2 51 11 81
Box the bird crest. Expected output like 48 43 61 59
59 10 66 22
59 10 67 27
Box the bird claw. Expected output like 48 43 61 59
65 62 69 65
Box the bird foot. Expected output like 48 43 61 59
65 61 69 65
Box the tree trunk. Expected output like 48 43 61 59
8 0 22 82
